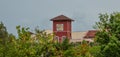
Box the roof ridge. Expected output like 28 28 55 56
50 15 74 21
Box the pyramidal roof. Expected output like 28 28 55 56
50 15 74 21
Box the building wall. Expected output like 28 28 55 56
53 20 72 42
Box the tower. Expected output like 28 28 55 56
50 15 74 42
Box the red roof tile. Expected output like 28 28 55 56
84 30 97 38
50 15 74 21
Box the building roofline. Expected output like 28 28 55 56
50 15 74 21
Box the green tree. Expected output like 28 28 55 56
0 22 8 44
0 22 9 57
0 22 102 57
95 12 120 57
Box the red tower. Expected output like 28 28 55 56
50 15 74 42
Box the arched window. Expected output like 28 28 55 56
62 36 66 42
54 36 59 42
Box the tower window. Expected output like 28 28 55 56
56 24 63 31
54 36 59 42
62 36 66 42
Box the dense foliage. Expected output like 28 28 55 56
95 12 120 57
1 12 120 57
0 22 99 57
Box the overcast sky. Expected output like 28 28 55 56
0 0 120 36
